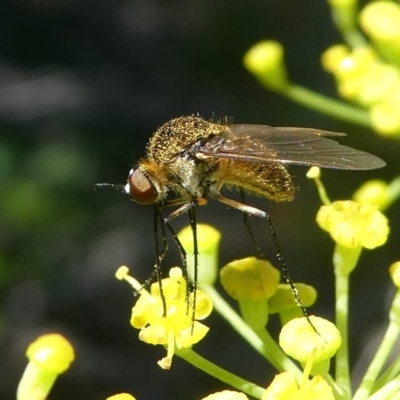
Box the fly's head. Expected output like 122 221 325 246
125 160 168 205
95 159 168 205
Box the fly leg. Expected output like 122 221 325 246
240 189 265 259
163 200 197 285
164 200 200 327
217 194 315 330
152 205 168 313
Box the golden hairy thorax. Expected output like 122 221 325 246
147 116 224 163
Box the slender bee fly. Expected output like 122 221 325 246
96 115 385 319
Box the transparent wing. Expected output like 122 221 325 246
199 124 385 170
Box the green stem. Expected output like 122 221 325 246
201 284 302 377
387 176 400 209
367 377 400 400
372 290 400 392
333 245 362 399
353 321 400 400
330 10 368 49
334 266 352 399
374 356 400 393
284 85 371 127
341 29 369 49
176 348 265 399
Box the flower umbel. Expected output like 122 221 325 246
116 266 213 369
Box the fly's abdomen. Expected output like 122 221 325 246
218 159 295 202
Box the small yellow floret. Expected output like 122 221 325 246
353 180 390 210
201 390 249 400
360 1 400 42
262 372 335 400
316 200 389 249
279 316 341 364
321 45 349 73
269 283 317 314
389 262 400 288
370 90 400 136
106 394 136 400
306 167 321 179
26 334 75 374
243 41 288 90
220 257 280 301
178 224 221 285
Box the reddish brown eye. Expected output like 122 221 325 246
126 168 158 205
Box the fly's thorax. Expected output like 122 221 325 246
167 153 218 199
147 116 225 164
216 159 295 202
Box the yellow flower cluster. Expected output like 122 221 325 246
322 1 400 136
116 266 213 369
316 200 389 249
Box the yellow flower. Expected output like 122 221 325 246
389 262 400 288
321 44 349 74
243 40 289 91
262 372 335 400
316 200 389 249
26 334 75 374
116 266 213 369
353 180 390 210
360 1 400 43
279 316 341 364
177 224 221 285
106 394 136 400
370 90 400 136
17 334 75 400
220 257 280 330
220 257 280 301
201 390 249 400
268 283 317 314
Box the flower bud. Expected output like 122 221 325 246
389 261 400 288
17 334 75 400
353 180 390 210
178 224 221 285
243 41 289 91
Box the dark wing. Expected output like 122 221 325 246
199 124 385 170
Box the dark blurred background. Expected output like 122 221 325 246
0 0 397 399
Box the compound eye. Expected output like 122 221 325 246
126 168 158 205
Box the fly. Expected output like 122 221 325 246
96 116 385 320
